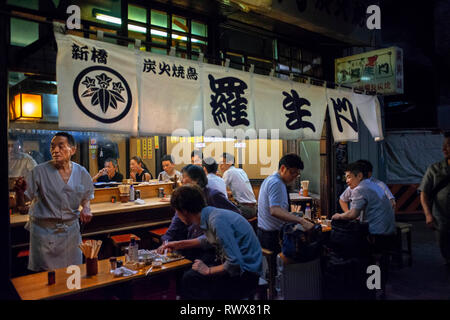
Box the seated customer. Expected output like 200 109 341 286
220 152 257 219
92 158 123 182
191 149 203 166
339 159 396 213
130 156 153 182
160 185 262 300
158 164 240 261
257 153 314 254
158 154 181 183
332 161 396 251
202 157 227 198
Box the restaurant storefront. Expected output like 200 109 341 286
1 0 384 299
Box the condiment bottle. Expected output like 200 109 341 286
305 203 311 220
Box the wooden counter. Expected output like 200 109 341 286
11 256 192 300
10 197 171 227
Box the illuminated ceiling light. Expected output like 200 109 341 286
95 13 121 25
128 24 146 33
10 93 43 121
151 29 168 37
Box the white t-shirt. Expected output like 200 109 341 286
223 166 256 204
9 152 37 178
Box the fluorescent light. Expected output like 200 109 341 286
172 34 187 41
95 13 121 25
361 76 371 81
128 24 146 33
151 29 167 37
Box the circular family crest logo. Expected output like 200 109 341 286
73 66 132 123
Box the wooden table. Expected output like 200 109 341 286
11 256 191 300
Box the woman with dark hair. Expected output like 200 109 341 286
130 156 153 182
157 164 240 261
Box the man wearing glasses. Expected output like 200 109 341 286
257 153 314 254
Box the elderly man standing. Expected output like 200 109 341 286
220 152 257 219
25 132 94 272
419 132 450 266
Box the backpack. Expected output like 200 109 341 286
329 219 370 259
281 223 323 263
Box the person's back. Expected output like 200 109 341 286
351 179 395 235
201 206 262 276
206 173 227 198
223 166 256 203
257 172 288 232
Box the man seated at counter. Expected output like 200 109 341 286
332 161 396 251
92 158 123 183
157 164 240 262
130 156 153 182
202 157 227 198
158 154 181 183
160 185 262 300
220 152 257 219
25 132 94 271
339 159 396 213
191 149 203 166
257 153 314 254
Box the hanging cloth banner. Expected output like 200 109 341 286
138 51 203 136
326 88 359 142
202 64 255 137
253 74 327 140
352 93 384 141
55 31 139 134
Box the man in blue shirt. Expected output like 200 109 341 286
332 162 396 235
257 153 314 254
160 185 262 300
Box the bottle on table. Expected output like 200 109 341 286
305 203 311 220
128 236 139 262
129 184 135 201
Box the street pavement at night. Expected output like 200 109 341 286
386 220 450 300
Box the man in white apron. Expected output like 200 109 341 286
25 132 94 272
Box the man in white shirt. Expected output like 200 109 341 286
339 159 396 213
8 137 37 179
219 153 257 219
158 154 181 183
202 157 227 198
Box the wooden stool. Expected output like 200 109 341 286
110 234 141 256
148 227 169 246
394 222 413 268
262 248 275 300
17 249 29 258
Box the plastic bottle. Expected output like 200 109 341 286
128 236 138 262
305 203 311 220
129 184 135 201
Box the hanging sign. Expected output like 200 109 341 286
202 64 255 136
335 47 404 95
138 51 202 136
253 74 327 140
55 32 138 133
55 30 383 142
327 88 359 143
